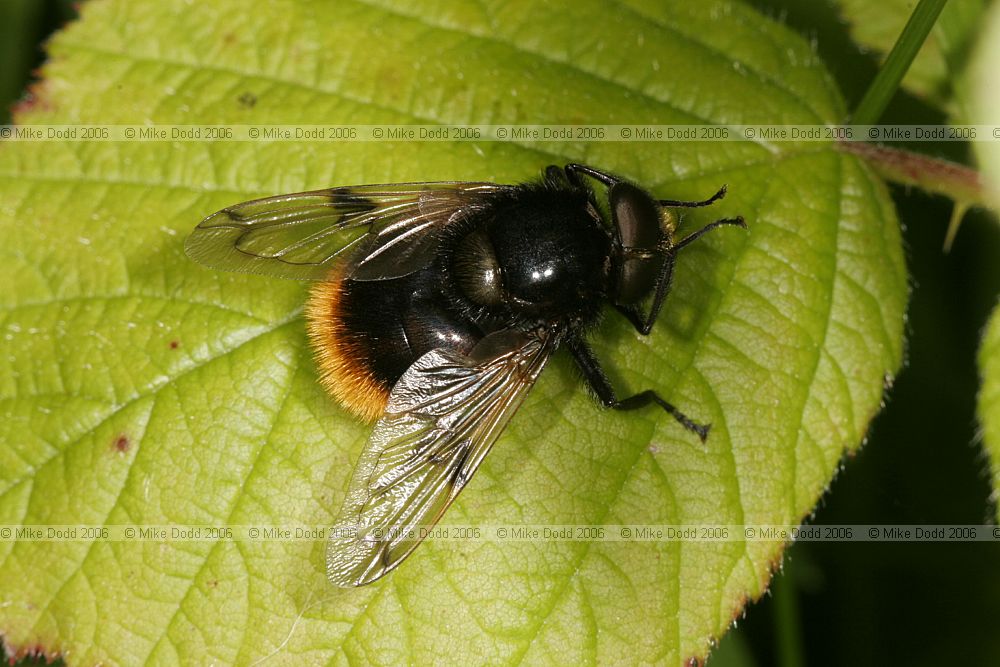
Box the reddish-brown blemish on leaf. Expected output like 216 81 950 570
169 340 179 350
113 434 130 453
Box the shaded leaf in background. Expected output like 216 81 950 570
0 0 45 122
0 0 906 664
717 1 1000 665
0 0 76 124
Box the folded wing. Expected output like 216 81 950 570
185 182 505 281
327 329 555 586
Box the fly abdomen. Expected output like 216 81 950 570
307 264 481 422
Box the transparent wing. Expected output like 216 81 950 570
185 182 506 281
327 329 556 586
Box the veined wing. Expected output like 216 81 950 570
185 181 506 281
327 329 556 586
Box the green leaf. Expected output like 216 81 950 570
834 0 988 114
970 1 1000 195
0 0 906 664
981 305 1000 518
970 2 1000 523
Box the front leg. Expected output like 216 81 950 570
563 163 621 188
566 336 709 442
615 249 677 336
617 217 747 336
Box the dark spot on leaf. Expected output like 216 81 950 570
237 92 257 109
375 63 403 91
684 657 703 667
206 579 218 588
169 340 179 350
113 435 130 453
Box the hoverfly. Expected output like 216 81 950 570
185 163 745 586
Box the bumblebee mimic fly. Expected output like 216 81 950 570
185 163 746 587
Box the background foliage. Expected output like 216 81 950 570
1 0 998 665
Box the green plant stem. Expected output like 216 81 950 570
772 566 804 667
838 142 985 204
838 141 995 249
850 0 949 124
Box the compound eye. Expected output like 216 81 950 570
453 228 504 306
611 182 662 249
610 182 666 304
